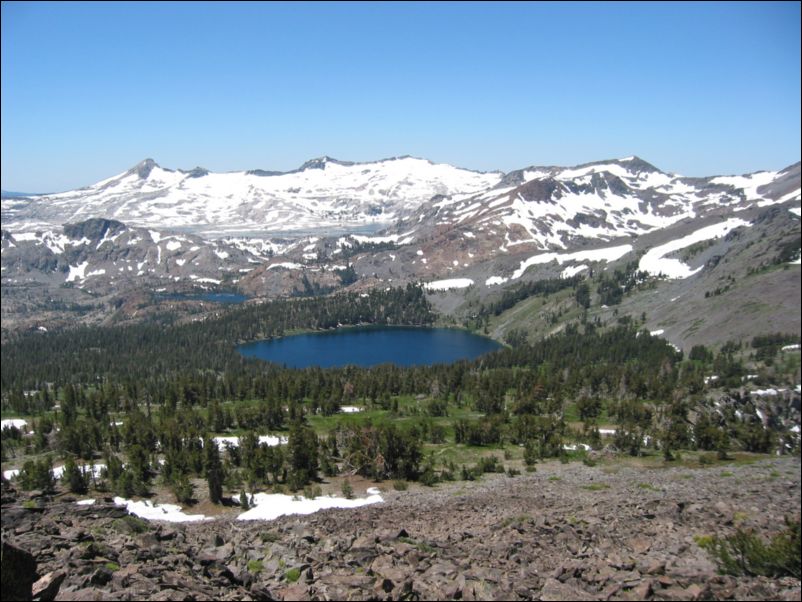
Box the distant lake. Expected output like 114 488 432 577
237 326 502 368
158 292 247 304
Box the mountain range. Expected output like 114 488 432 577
1 156 501 238
2 154 799 348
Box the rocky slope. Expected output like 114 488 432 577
2 456 800 601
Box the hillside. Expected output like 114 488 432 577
2 455 799 601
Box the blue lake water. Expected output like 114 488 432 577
237 326 503 368
159 293 247 304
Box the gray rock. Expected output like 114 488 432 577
32 569 66 601
1 541 37 601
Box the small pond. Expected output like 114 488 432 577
158 292 248 304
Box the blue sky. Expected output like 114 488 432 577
2 1 800 192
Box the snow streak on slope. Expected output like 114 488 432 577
424 278 474 291
510 245 633 280
638 218 749 279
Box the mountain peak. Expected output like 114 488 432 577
180 166 209 179
614 156 661 173
298 156 354 171
128 158 160 179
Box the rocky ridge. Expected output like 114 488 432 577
2 456 799 601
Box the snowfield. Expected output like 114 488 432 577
2 157 502 237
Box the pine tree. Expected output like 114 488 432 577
204 437 224 504
62 455 88 494
287 419 318 490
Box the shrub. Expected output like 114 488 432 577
61 456 89 494
476 456 503 474
698 453 715 465
170 474 194 504
18 457 56 492
284 567 301 582
341 480 354 499
419 466 439 487
697 518 800 578
112 515 149 534
303 484 322 499
260 531 279 543
392 479 408 491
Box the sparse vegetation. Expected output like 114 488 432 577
697 518 801 578
582 482 610 491
247 560 264 574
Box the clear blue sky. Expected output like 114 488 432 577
2 1 800 192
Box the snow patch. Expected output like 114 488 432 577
66 261 89 282
188 276 221 284
561 264 588 279
212 435 288 450
563 443 592 452
236 487 382 521
424 278 474 291
114 497 210 522
485 276 509 286
753 388 778 396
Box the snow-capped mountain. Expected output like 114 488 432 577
396 157 800 253
1 156 502 238
2 154 799 340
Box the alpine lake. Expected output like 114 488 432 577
237 325 503 368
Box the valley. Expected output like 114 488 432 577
1 154 800 601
